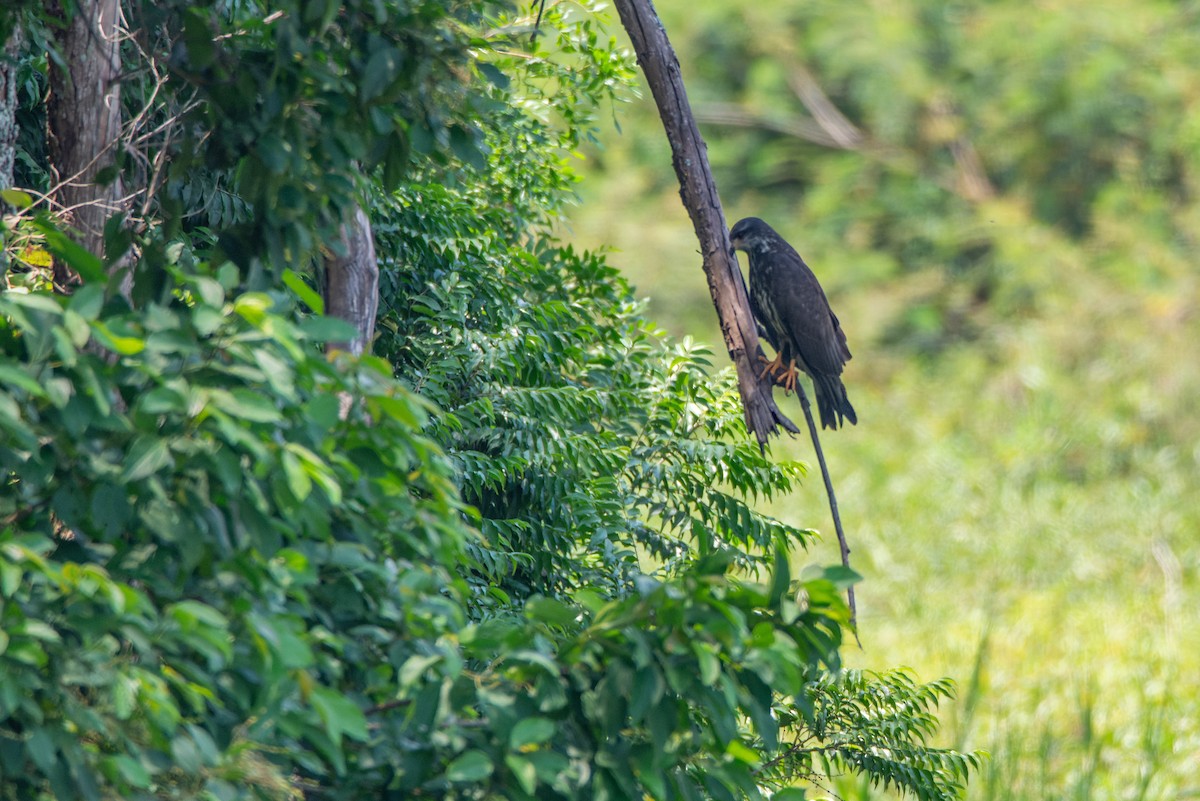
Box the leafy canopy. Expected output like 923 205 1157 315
0 1 979 799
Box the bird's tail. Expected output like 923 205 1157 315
814 373 857 430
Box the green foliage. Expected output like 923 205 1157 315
374 180 812 597
0 259 465 797
0 1 979 799
0 251 958 799
137 0 504 273
568 1 1200 799
762 670 983 801
7 0 512 285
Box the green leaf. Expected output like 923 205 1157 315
257 133 290 174
310 686 368 746
0 559 21 598
281 449 312 501
693 642 720 686
445 750 494 783
171 734 204 773
361 46 400 102
67 283 105 320
232 293 273 324
122 437 172 482
27 729 58 773
449 124 489 171
304 393 341 430
0 364 47 398
90 485 132 538
35 221 106 283
285 443 341 504
1 188 33 208
509 717 555 750
189 276 225 307
139 386 188 415
398 653 442 689
769 541 791 607
2 292 64 315
629 670 664 725
819 565 862 589
169 600 229 630
724 739 761 767
16 620 61 643
505 754 537 794
273 626 315 669
525 596 579 627
527 750 570 784
91 320 145 355
283 268 324 314
298 315 358 343
208 388 283 423
694 549 737 576
477 62 510 90
181 8 215 69
381 132 411 188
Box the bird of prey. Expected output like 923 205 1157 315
729 217 857 430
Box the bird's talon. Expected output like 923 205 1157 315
757 352 785 383
781 360 800 395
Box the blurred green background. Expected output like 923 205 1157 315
559 0 1200 797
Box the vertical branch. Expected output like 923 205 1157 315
611 0 797 448
794 384 858 633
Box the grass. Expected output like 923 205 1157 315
767 280 1200 798
562 173 1200 799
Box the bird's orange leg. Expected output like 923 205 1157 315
779 359 801 396
758 352 802 396
757 351 785 382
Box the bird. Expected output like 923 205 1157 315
729 216 857 430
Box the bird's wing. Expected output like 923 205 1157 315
774 250 850 376
829 311 852 362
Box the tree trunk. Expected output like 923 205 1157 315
1 25 20 195
1 22 22 193
324 204 379 357
46 0 123 287
611 0 797 449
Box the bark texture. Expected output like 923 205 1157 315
46 0 123 286
612 0 797 448
323 204 379 357
1 24 22 193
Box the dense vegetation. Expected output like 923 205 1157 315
0 2 980 800
567 1 1200 798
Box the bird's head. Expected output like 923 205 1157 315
729 217 776 253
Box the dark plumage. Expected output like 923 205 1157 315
729 217 857 430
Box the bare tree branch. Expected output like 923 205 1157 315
930 95 995 203
611 0 797 449
696 27 995 208
694 102 845 149
783 61 864 149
